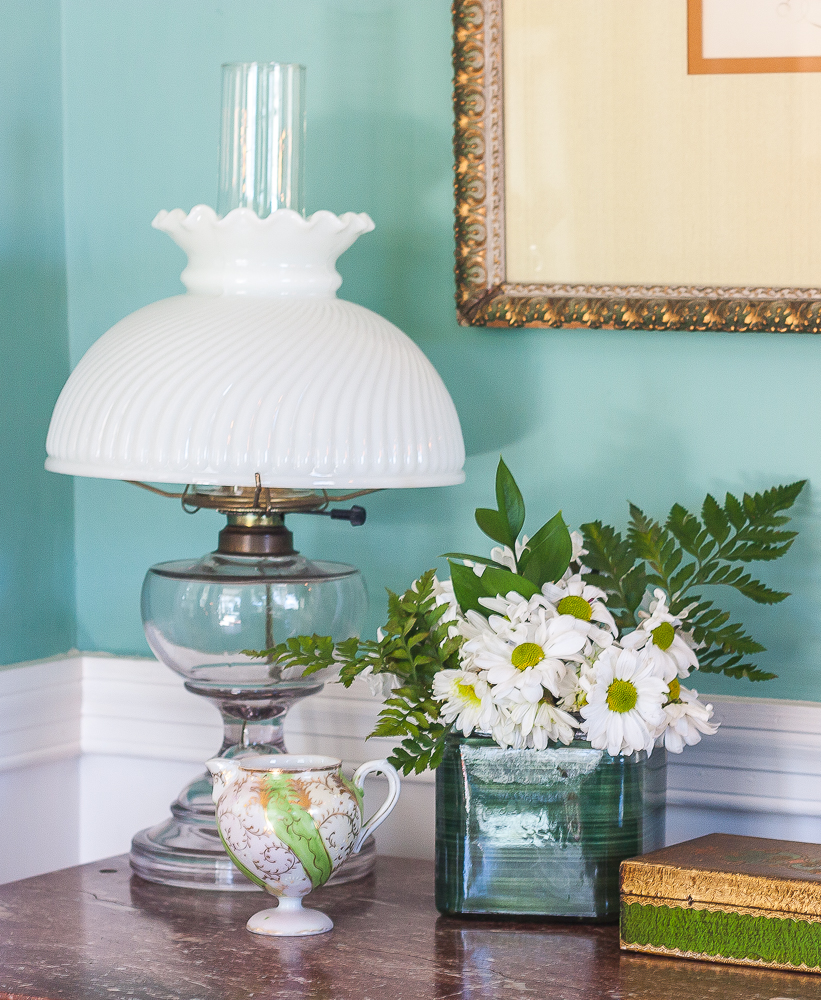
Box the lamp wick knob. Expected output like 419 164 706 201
300 504 366 526
330 505 367 526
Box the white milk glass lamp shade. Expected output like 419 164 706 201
44 207 466 489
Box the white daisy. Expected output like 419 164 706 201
489 535 529 573
621 588 699 681
461 535 530 577
455 596 543 674
456 608 500 651
506 697 579 749
558 657 596 712
489 707 525 749
468 613 586 702
656 681 719 753
542 574 618 641
454 596 535 657
432 669 498 736
579 646 667 756
560 530 590 579
430 575 460 615
478 591 547 629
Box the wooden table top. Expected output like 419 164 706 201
1 855 821 999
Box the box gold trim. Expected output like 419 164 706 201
621 862 821 917
620 836 821 973
620 834 821 917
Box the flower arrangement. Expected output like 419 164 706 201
255 460 804 775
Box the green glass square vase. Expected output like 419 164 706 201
435 735 666 921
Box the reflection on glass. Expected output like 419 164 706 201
217 591 242 630
217 61 306 218
434 920 608 1000
142 550 366 689
435 736 666 920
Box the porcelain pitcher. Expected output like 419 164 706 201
208 753 400 935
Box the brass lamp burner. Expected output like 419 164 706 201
128 473 375 515
128 474 373 555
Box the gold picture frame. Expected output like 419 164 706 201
452 0 821 331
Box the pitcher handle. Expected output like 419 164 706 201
351 759 401 854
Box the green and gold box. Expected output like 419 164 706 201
620 833 821 973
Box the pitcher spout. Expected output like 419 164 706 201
207 757 241 804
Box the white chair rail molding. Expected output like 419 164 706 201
1 651 820 886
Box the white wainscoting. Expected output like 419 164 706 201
1 653 820 884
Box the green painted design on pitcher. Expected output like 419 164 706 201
262 774 333 888
341 774 364 818
217 827 269 891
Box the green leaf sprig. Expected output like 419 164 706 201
443 458 574 615
444 459 803 683
582 481 805 682
247 459 805 773
245 570 462 775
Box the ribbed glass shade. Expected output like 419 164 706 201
45 206 465 488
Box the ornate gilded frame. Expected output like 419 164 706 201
451 0 821 332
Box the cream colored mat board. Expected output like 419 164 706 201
503 0 821 288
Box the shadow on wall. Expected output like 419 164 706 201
0 0 76 664
311 101 545 458
314 111 456 335
0 262 76 664
429 330 544 459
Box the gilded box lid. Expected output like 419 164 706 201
620 834 821 917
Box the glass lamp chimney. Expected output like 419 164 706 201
217 61 306 218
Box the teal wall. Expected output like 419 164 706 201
58 0 821 700
0 0 75 664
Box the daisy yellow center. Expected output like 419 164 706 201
455 682 481 707
511 642 545 670
666 677 680 702
652 621 675 650
557 595 592 621
606 678 638 714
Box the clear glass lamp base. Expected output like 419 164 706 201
129 679 376 890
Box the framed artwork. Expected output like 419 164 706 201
690 0 821 74
452 0 821 331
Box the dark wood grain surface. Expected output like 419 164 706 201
1 855 821 999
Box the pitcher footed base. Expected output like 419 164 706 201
246 897 333 937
